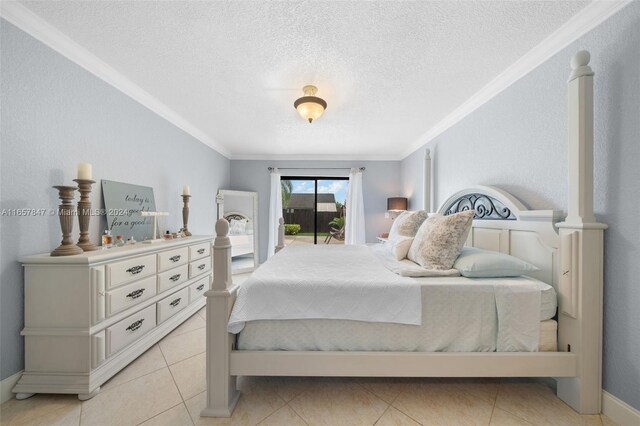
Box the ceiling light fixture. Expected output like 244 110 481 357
293 85 327 123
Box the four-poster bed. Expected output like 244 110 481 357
202 51 606 417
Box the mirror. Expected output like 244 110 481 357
216 189 259 273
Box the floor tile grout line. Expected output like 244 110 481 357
372 402 392 426
169 324 205 339
391 401 424 426
166 364 187 402
101 364 167 394
78 396 83 426
487 384 500 426
81 365 167 402
286 400 310 426
168 313 206 338
184 390 205 424
492 393 543 425
278 378 313 404
133 401 188 426
157 341 193 407
253 394 288 426
165 348 206 370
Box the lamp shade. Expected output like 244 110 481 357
387 197 408 211
294 85 327 123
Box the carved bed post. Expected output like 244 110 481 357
424 149 432 212
556 51 607 414
275 217 285 253
201 219 240 417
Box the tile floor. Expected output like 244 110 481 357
0 307 618 426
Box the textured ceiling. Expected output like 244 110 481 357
20 1 590 159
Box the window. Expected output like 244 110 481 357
281 177 349 245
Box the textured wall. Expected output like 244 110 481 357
401 3 640 409
0 20 230 380
230 160 402 263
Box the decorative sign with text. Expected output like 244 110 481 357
101 180 157 241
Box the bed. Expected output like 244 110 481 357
203 51 605 417
223 212 254 258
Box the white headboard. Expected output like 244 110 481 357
437 186 563 289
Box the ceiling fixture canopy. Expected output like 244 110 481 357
294 85 327 123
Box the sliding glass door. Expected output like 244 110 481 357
281 177 348 245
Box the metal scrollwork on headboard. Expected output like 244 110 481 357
444 193 516 220
224 213 248 222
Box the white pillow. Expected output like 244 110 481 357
384 235 414 261
454 247 540 278
388 210 429 239
229 218 248 235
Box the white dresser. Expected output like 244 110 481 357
13 235 214 400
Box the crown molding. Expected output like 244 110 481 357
0 1 231 158
401 0 632 159
230 153 403 161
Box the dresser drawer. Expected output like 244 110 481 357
157 264 189 294
157 247 189 272
106 254 157 289
189 276 210 303
105 275 157 317
189 257 212 279
157 287 189 324
106 304 156 356
189 243 210 260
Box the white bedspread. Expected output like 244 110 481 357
494 280 541 351
238 275 552 352
227 245 422 333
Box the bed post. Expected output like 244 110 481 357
556 51 607 414
275 217 285 253
201 219 240 417
423 149 432 212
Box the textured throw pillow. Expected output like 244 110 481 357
407 210 475 270
384 234 414 260
388 210 429 239
453 247 539 278
229 219 248 235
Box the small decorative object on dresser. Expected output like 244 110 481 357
140 211 169 243
74 172 98 251
13 235 214 401
51 185 83 256
181 187 193 237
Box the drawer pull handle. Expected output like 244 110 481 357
126 265 145 275
126 318 144 332
169 255 181 262
170 298 182 307
197 284 205 291
197 248 205 255
198 264 206 270
169 274 181 282
126 289 145 299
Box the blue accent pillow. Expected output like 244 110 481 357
453 247 539 278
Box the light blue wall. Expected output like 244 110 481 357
401 3 640 409
230 160 402 263
0 20 230 380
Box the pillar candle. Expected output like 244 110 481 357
77 163 92 180
183 185 190 196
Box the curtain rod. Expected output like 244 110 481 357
268 167 365 172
